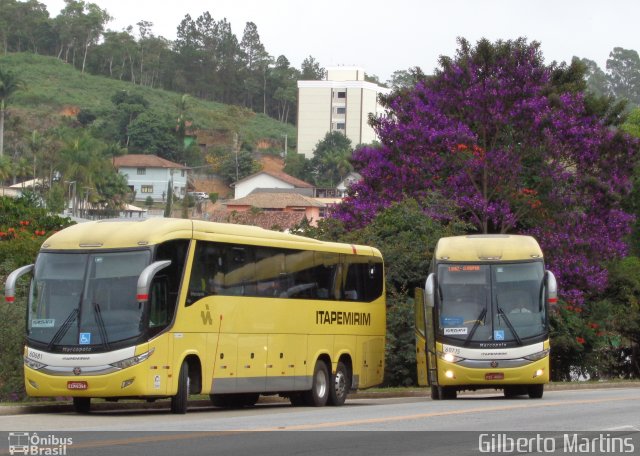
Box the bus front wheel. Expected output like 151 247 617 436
171 361 190 414
303 360 330 406
528 384 544 399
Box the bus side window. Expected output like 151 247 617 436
343 258 383 302
154 239 188 320
314 252 341 300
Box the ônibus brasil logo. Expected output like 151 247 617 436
8 432 72 455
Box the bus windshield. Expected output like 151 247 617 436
28 251 151 347
437 262 546 343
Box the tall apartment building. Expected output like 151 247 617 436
296 66 390 158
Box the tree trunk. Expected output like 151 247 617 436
82 43 89 74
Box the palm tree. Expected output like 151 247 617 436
0 67 24 157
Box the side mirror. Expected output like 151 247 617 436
425 273 435 308
546 270 558 308
4 264 34 302
137 260 171 302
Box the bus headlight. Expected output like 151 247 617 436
438 352 464 363
24 357 47 370
523 349 550 362
110 348 154 370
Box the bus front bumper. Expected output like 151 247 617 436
24 364 152 398
437 356 549 387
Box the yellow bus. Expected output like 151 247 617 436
4 218 385 413
415 235 557 399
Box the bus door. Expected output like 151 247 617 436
415 288 428 386
415 283 437 387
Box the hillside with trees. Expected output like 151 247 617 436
0 0 327 126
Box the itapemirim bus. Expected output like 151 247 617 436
4 218 385 413
415 235 557 400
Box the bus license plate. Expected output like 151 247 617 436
67 381 88 390
485 373 504 380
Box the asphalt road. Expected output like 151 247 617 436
1 387 639 455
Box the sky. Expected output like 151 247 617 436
39 0 639 82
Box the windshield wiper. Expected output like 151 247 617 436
497 305 523 345
464 307 487 347
93 303 110 350
47 308 78 350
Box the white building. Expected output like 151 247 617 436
113 154 188 202
297 66 391 158
233 170 314 199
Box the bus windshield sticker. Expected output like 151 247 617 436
442 316 464 326
448 265 481 272
494 330 505 340
79 332 91 345
31 319 55 328
444 327 468 335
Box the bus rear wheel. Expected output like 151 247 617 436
73 397 90 413
303 360 330 406
171 361 190 414
328 361 350 406
528 384 544 399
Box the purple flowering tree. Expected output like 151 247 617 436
333 38 639 305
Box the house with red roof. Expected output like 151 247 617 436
232 170 314 199
224 190 326 226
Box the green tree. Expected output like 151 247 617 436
127 110 180 160
300 55 325 80
240 21 270 111
579 57 611 98
0 66 24 157
311 131 353 187
268 55 299 123
606 47 640 106
46 182 66 213
387 68 423 90
218 149 259 184
108 90 149 147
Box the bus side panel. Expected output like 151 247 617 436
356 335 385 388
307 334 334 371
236 334 268 393
211 333 238 394
332 334 356 377
200 332 220 395
148 333 171 395
267 334 305 391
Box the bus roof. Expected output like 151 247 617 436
40 218 381 257
434 235 543 262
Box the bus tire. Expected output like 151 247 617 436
441 386 457 400
430 386 441 400
73 397 91 413
171 361 189 414
528 384 544 399
303 360 330 406
328 361 350 406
